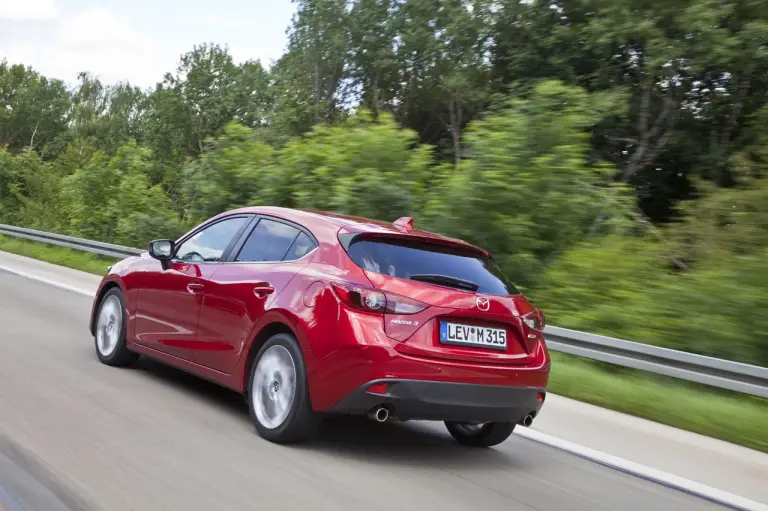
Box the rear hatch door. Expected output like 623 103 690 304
343 234 541 365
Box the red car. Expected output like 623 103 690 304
89 207 550 447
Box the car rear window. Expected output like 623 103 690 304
345 238 519 295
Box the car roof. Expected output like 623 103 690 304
220 206 489 256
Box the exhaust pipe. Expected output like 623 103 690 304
368 406 389 422
520 414 534 427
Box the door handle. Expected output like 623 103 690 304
253 284 275 299
187 282 204 294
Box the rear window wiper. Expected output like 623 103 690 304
408 274 480 291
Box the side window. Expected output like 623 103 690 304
175 217 248 263
284 232 317 261
236 219 301 262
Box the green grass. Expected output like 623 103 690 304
0 234 119 275
1 235 766 452
549 351 768 452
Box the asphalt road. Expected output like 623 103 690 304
0 272 726 511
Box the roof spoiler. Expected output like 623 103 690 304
337 230 490 258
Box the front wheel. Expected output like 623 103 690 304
94 288 139 367
246 333 320 443
445 421 515 447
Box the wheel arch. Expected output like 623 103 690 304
240 309 315 392
242 320 303 393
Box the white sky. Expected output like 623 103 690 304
0 0 297 89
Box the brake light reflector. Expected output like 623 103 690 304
330 282 428 315
367 383 389 394
386 295 426 314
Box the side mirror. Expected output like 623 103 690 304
149 239 174 261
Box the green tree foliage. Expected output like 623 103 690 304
537 146 768 365
537 233 768 365
0 148 61 227
181 122 278 222
0 61 70 155
67 73 146 156
427 81 632 288
60 142 178 246
278 110 434 219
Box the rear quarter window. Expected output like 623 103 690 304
345 238 519 295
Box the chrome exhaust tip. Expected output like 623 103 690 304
368 406 389 422
520 414 534 427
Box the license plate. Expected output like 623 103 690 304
439 322 507 350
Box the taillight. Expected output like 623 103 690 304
330 282 386 312
522 309 545 331
330 282 428 315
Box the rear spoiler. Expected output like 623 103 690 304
337 230 491 259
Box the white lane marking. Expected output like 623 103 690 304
0 265 96 298
2 262 766 510
515 427 768 511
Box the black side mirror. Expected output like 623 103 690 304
149 239 175 262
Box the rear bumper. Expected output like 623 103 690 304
327 378 545 423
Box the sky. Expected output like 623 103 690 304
0 0 297 89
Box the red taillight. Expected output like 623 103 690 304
330 282 428 315
330 282 386 312
522 309 546 331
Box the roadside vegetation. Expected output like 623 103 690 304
1 0 766 449
0 235 117 275
548 353 768 453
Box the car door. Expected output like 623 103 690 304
133 215 253 361
193 216 318 374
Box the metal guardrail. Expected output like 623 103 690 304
545 326 768 398
1 223 767 399
0 224 142 259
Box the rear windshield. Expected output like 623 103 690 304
346 238 519 295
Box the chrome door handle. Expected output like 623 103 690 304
187 283 204 294
253 285 275 299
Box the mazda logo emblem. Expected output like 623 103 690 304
476 297 490 311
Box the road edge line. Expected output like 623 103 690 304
3 261 766 510
514 427 768 511
0 265 95 298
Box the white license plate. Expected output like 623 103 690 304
439 322 507 350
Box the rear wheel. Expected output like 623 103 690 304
246 333 320 443
445 421 515 447
94 288 139 367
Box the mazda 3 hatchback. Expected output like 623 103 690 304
90 207 550 446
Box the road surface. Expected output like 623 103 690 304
0 268 734 510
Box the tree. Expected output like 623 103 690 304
181 122 278 222
348 0 399 116
67 72 146 155
277 109 434 219
0 61 70 155
61 141 177 244
270 0 351 136
141 44 265 161
426 81 631 288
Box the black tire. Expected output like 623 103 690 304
445 421 515 447
246 333 320 443
93 288 139 367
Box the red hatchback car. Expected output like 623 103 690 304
90 207 550 447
